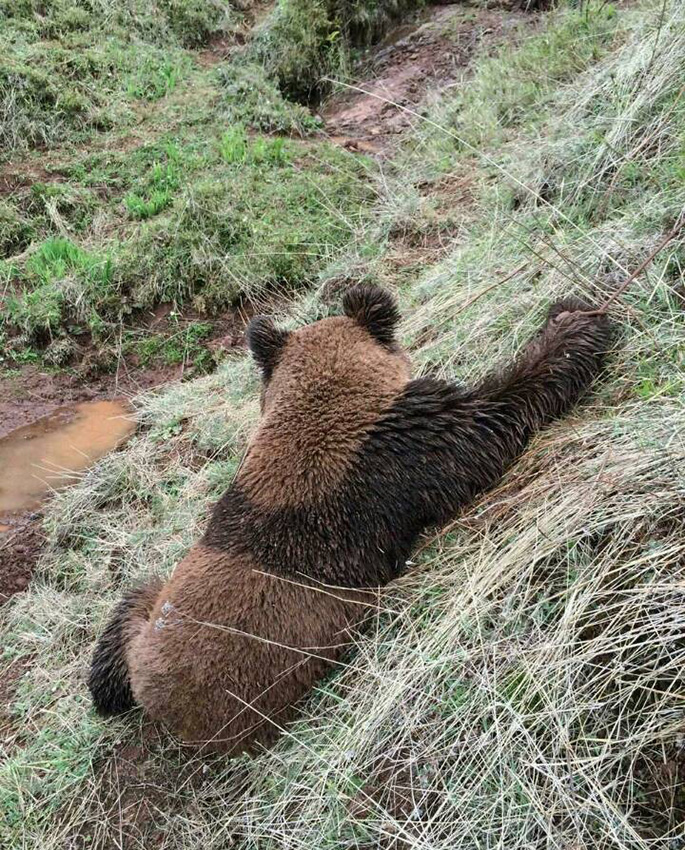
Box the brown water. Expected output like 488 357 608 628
0 400 136 515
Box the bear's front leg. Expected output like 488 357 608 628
363 298 612 539
475 297 612 437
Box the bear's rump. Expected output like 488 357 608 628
127 545 371 753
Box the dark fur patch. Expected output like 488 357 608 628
88 579 162 716
204 304 611 587
342 283 401 348
246 316 291 380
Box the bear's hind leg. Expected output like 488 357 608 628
88 579 162 716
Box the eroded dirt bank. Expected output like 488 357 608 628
324 4 531 153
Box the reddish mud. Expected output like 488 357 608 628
324 4 530 153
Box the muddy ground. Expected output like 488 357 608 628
0 305 247 604
0 355 172 602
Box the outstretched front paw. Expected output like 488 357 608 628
547 297 593 324
545 296 613 361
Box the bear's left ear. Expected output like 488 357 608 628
246 316 290 379
342 283 400 347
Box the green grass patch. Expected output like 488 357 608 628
126 321 215 370
405 2 623 177
5 237 114 342
121 139 375 310
2 137 375 357
218 125 290 164
0 0 235 156
124 150 182 219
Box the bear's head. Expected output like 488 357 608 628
242 284 412 505
246 283 411 415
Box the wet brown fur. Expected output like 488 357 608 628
126 546 370 751
242 316 411 507
88 285 612 754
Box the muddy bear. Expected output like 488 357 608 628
89 284 610 754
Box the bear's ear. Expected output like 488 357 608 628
246 316 290 379
342 283 400 347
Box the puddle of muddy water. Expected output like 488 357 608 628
0 400 136 516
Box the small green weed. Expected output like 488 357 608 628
25 237 104 282
219 125 248 163
125 189 174 219
125 145 181 219
219 127 290 165
251 136 288 165
127 57 186 100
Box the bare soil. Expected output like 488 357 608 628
324 4 531 153
0 366 166 608
0 361 174 441
74 735 173 850
0 161 65 197
635 747 685 835
0 515 45 604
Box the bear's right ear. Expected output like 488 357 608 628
246 316 290 379
342 283 400 347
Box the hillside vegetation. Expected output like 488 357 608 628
0 0 379 370
1 0 685 847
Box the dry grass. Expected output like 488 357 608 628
1 1 684 847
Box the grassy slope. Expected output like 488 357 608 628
0 0 375 370
2 0 685 847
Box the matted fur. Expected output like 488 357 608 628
89 287 611 754
126 546 370 751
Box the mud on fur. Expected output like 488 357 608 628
88 284 611 754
